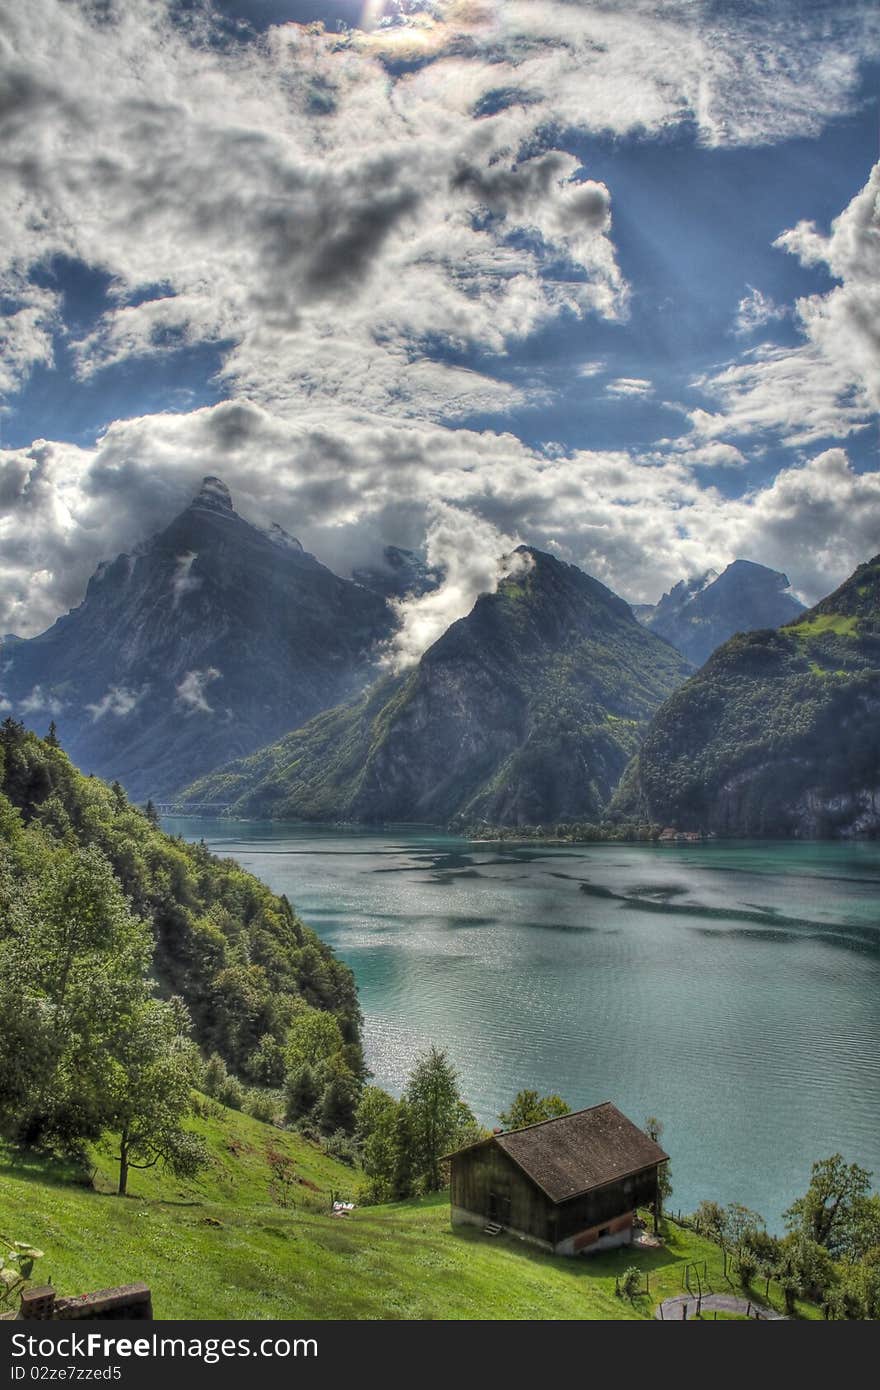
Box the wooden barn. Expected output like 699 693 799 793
449 1102 668 1256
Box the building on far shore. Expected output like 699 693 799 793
448 1102 668 1256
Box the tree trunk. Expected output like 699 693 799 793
118 1129 129 1197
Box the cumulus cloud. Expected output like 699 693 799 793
85 685 145 721
0 404 877 642
0 3 876 640
176 667 221 715
0 279 59 399
2 1 876 424
382 503 532 671
696 165 880 445
733 287 787 336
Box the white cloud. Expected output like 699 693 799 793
2 1 876 423
733 286 787 336
381 504 532 671
0 3 876 640
0 403 875 644
19 685 63 716
695 165 880 445
0 279 59 398
607 377 652 397
85 685 145 721
176 667 221 715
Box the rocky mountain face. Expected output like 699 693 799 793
185 547 692 826
0 478 394 800
636 559 805 666
612 555 880 837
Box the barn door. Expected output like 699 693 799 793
488 1191 511 1224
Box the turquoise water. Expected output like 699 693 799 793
165 820 880 1227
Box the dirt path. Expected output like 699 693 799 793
655 1293 786 1320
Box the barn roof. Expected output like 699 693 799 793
456 1102 668 1204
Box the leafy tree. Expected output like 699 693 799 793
725 1203 765 1256
0 844 152 1147
644 1115 672 1232
693 1200 727 1245
498 1089 570 1130
317 1059 360 1135
202 1052 228 1097
247 1032 287 1088
784 1155 873 1257
106 997 207 1196
778 1231 837 1304
391 1098 417 1200
285 1064 320 1125
354 1087 400 1200
404 1046 469 1193
285 1006 345 1073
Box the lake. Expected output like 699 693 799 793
165 819 880 1227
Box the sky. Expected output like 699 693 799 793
0 0 879 642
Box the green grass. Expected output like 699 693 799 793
0 1104 818 1321
791 612 859 639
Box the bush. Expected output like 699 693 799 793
245 1089 283 1125
217 1075 245 1111
619 1266 642 1301
322 1129 357 1166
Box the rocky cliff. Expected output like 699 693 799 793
0 478 394 800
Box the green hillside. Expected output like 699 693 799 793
184 549 690 826
0 719 361 1085
0 1100 811 1321
611 555 880 837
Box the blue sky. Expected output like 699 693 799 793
0 1 878 640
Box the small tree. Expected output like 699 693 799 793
45 721 60 749
644 1116 672 1233
107 998 207 1196
143 800 160 827
499 1090 570 1130
266 1145 297 1208
405 1046 466 1192
735 1249 757 1289
694 1200 727 1244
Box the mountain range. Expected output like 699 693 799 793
634 559 805 666
0 478 394 800
612 555 880 837
4 472 868 835
183 547 691 825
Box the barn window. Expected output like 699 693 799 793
598 1227 610 1239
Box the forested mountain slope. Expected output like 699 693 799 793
186 548 691 826
612 556 880 837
